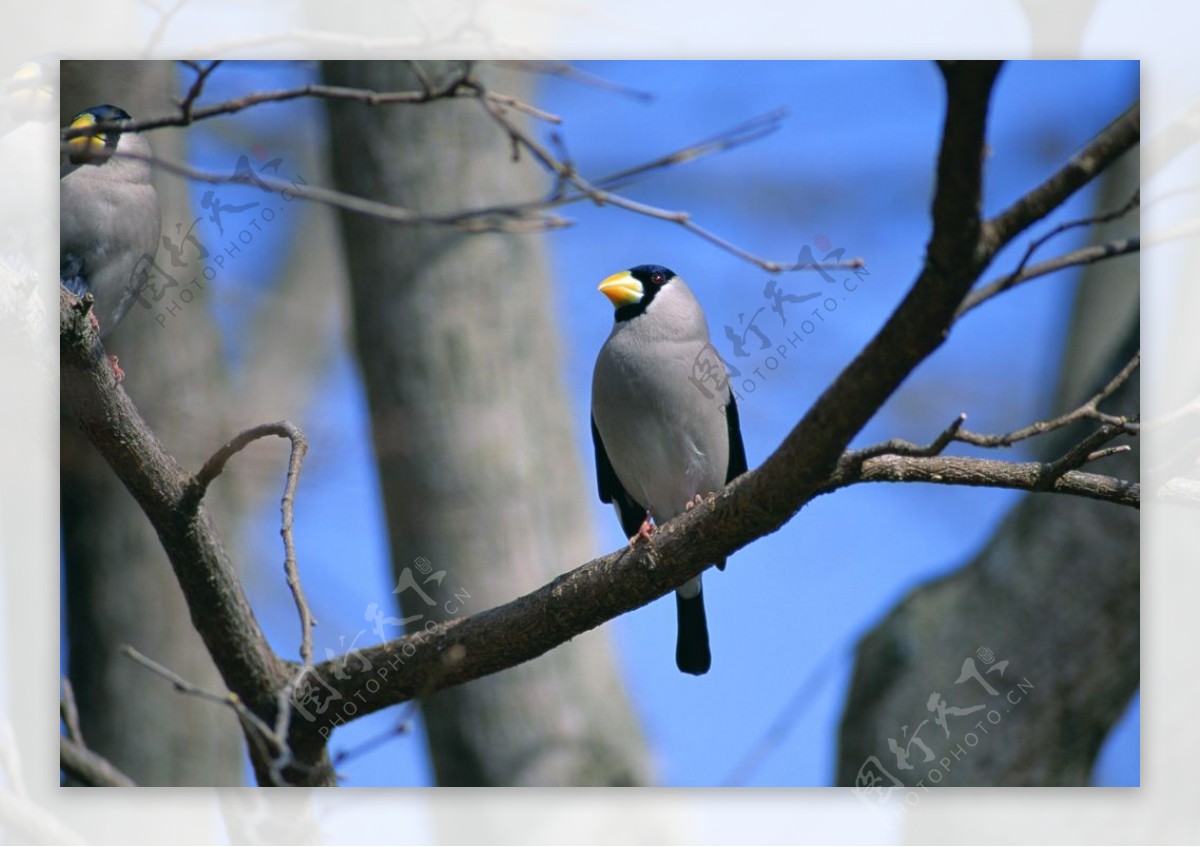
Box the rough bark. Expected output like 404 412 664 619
322 60 652 786
837 143 1139 788
59 60 244 786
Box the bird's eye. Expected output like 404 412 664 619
652 273 664 285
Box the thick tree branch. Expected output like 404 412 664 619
59 288 331 786
60 60 1143 771
823 454 1138 507
283 62 1009 733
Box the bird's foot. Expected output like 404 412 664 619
685 491 718 510
108 354 125 384
88 311 101 334
629 513 656 546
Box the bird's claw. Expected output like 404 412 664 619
629 513 656 546
108 354 125 384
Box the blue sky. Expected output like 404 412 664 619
95 59 1140 787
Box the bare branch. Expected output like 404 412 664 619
954 351 1141 446
972 188 1139 312
59 678 84 746
277 60 1009 733
982 101 1140 258
183 421 314 666
824 453 1138 508
849 413 968 463
1042 421 1134 483
60 68 555 139
121 646 285 777
59 286 332 786
494 60 655 102
59 60 1142 777
472 86 861 274
64 67 859 273
59 737 136 788
957 235 1139 318
57 675 137 787
118 148 573 233
178 60 222 122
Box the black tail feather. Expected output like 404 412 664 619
675 591 712 675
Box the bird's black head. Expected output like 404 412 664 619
603 264 677 322
66 104 133 165
628 264 676 288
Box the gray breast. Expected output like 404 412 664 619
591 280 731 521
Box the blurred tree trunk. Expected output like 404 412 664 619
59 61 243 786
837 146 1139 787
323 60 651 787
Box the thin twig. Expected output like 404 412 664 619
185 421 315 668
494 60 655 102
472 88 863 274
954 351 1141 446
957 236 1140 318
1040 422 1131 485
848 413 968 464
58 678 84 746
121 645 289 780
116 147 573 233
59 737 136 788
179 60 222 122
60 74 557 139
66 69 860 272
960 184 1139 320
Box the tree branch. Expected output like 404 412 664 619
982 101 1140 258
957 235 1139 318
183 421 315 667
68 64 860 273
823 453 1138 507
954 351 1141 446
59 737 136 788
60 60 1143 775
59 288 331 786
282 62 1011 733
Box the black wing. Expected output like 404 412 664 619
716 390 748 571
591 415 647 539
725 389 748 483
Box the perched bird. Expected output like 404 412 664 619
591 264 747 675
60 104 160 341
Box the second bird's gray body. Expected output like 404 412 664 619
591 276 729 599
60 131 160 335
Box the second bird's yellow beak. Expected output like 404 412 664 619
598 270 644 307
67 113 108 164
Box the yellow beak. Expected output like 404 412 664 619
598 270 644 307
67 113 107 164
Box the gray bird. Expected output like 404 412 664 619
60 104 160 338
591 264 747 675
